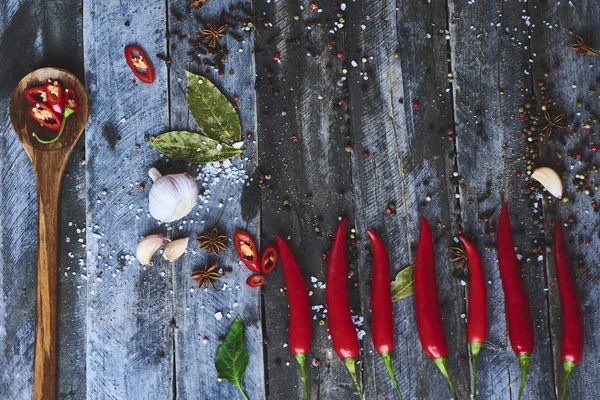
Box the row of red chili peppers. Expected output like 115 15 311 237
237 201 582 399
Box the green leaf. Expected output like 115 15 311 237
149 131 242 164
391 265 415 302
186 71 241 145
215 316 250 400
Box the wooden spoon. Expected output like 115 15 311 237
9 67 89 400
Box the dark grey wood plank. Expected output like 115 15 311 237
529 1 600 398
253 0 359 399
83 2 174 398
449 1 555 399
345 1 467 399
0 1 86 399
167 1 265 399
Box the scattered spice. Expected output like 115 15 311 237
191 262 222 288
189 0 208 10
200 23 228 48
450 244 468 279
569 35 597 56
542 109 566 137
197 227 228 255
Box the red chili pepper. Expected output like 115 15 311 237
261 243 278 274
275 236 311 400
233 230 260 273
414 217 456 397
497 202 534 400
366 229 402 400
124 45 155 84
45 80 64 115
554 220 584 400
29 103 61 132
64 87 79 112
246 273 265 288
326 217 362 399
25 86 48 104
459 236 487 399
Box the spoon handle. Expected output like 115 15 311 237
32 154 64 400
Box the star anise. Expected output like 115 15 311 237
200 24 227 48
569 35 597 56
197 227 228 255
189 0 208 10
542 109 566 137
450 244 469 279
191 262 222 289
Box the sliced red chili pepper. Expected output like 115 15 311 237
554 220 584 400
45 80 64 115
246 274 265 288
261 243 278 274
233 230 260 273
125 45 155 84
64 87 79 112
29 103 61 132
25 86 48 104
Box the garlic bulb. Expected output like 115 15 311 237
531 167 562 199
163 237 189 261
148 168 198 222
136 234 166 265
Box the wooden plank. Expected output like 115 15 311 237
0 1 86 399
448 1 556 398
166 1 265 399
529 2 600 398
83 2 173 399
252 1 367 399
344 0 467 398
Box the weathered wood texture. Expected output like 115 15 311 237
167 1 264 399
529 1 600 399
449 0 555 398
0 1 86 399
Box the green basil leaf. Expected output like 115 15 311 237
186 71 241 145
391 265 415 302
215 316 250 400
149 131 242 164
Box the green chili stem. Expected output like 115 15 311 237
33 106 75 144
294 353 309 400
470 342 482 399
380 353 402 400
433 356 457 399
517 354 531 400
560 360 576 400
343 358 363 400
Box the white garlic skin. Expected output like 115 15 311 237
148 169 199 222
163 237 189 261
136 234 166 265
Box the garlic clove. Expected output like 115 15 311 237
136 234 166 265
148 169 199 223
163 237 189 261
531 167 563 199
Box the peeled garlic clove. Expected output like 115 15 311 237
148 168 199 223
531 167 562 199
136 234 166 265
163 237 189 261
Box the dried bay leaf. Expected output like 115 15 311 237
391 265 415 302
150 131 242 164
215 316 250 400
186 71 241 145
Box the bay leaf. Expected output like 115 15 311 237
186 71 241 145
215 316 250 400
150 131 242 164
391 265 415 302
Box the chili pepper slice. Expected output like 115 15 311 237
554 220 584 400
459 236 487 399
261 243 278 274
246 273 265 288
414 217 456 398
366 229 402 400
124 45 155 84
29 103 61 132
64 87 79 112
326 217 363 399
25 86 48 104
275 236 311 400
233 230 261 273
497 202 534 400
45 80 64 115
